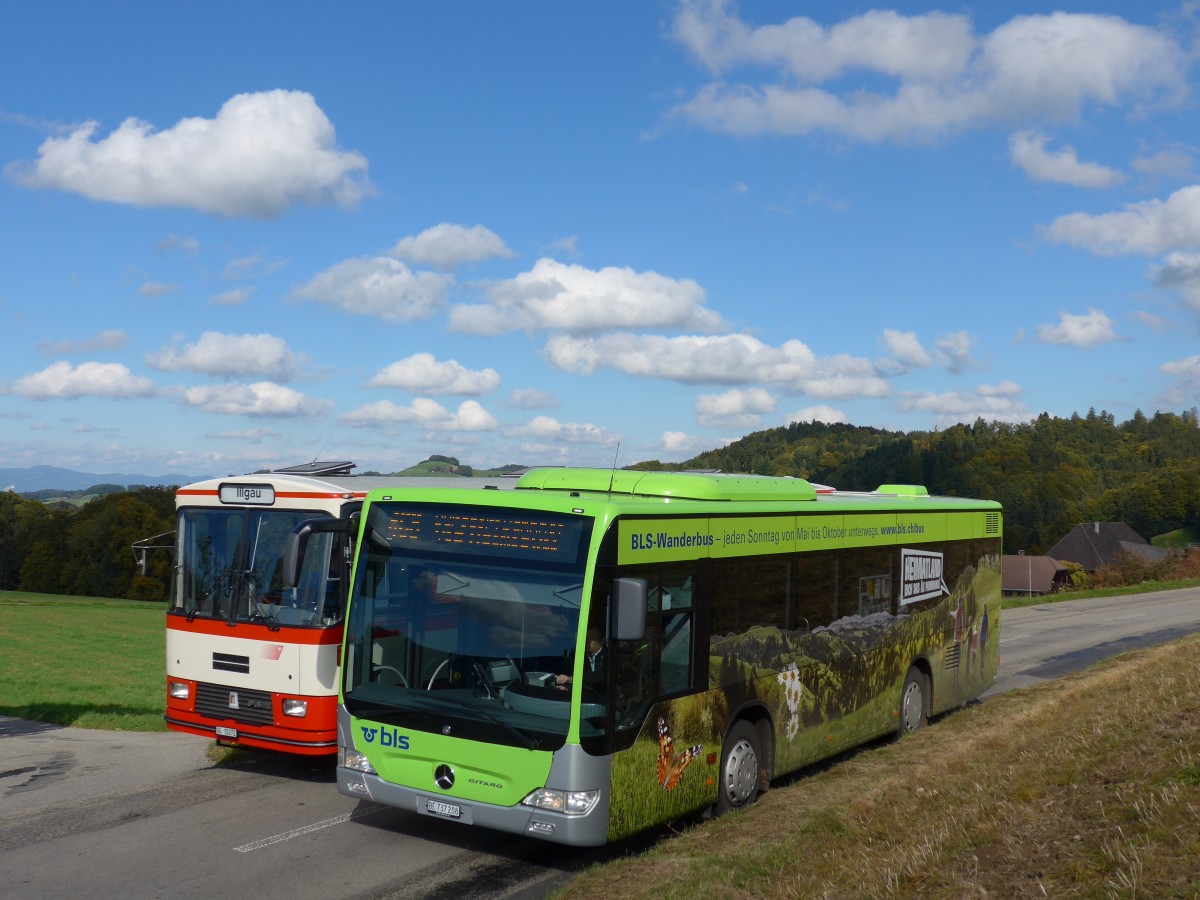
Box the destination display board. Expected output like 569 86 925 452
378 504 589 564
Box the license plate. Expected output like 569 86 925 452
215 725 237 739
425 799 461 819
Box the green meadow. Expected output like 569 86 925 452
0 591 166 731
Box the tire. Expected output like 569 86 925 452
717 720 762 813
898 667 928 737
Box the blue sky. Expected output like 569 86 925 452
4 1 1200 478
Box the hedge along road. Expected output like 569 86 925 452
3 588 1199 900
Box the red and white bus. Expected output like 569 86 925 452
164 462 512 755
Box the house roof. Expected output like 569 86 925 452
1046 522 1152 571
1002 555 1066 594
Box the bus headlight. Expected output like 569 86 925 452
282 699 308 718
168 681 190 700
521 788 600 816
339 746 376 774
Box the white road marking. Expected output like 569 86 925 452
998 633 1027 643
235 803 387 852
1104 613 1146 622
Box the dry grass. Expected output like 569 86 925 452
559 635 1200 899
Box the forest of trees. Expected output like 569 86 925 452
637 408 1200 555
0 486 175 601
2 409 1199 603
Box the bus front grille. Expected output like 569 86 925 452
195 682 275 725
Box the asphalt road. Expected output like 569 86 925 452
3 588 1198 899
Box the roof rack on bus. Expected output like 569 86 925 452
270 461 357 477
516 467 818 502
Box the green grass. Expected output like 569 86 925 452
1153 525 1200 549
0 590 166 731
1003 575 1200 609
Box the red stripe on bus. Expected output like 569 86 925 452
174 489 368 499
166 615 343 645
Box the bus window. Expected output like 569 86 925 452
710 556 789 635
792 551 838 631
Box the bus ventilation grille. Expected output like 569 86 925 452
984 512 1001 535
195 682 275 726
944 643 961 670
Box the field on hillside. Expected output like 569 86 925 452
559 635 1200 898
0 591 165 731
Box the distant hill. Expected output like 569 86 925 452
362 455 528 478
1 465 213 494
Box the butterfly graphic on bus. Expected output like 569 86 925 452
656 716 702 791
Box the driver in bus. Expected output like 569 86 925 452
554 625 606 690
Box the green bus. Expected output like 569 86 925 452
286 468 1001 845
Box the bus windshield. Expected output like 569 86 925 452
176 506 342 626
342 502 594 750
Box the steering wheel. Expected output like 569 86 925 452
372 665 409 687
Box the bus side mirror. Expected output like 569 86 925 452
613 577 647 641
282 518 354 588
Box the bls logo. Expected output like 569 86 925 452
359 725 411 750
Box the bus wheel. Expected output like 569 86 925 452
717 720 762 813
898 667 928 737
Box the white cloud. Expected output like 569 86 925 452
1160 356 1200 404
897 381 1028 425
544 332 889 398
7 361 156 399
139 281 179 298
210 286 257 306
156 234 200 254
881 329 932 371
223 254 287 279
1034 308 1119 347
544 235 580 257
37 329 128 355
508 388 558 410
784 405 847 425
339 398 499 431
506 415 621 445
1009 131 1124 188
1160 356 1200 379
390 224 514 269
178 382 328 417
291 257 451 322
695 387 776 427
1152 252 1200 314
880 329 979 374
1132 146 1195 180
662 431 712 454
932 331 979 374
367 353 500 396
1042 185 1200 256
7 90 371 217
668 6 1186 142
449 258 725 335
148 331 303 380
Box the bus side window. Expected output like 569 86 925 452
609 564 699 735
792 551 838 630
659 611 692 695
